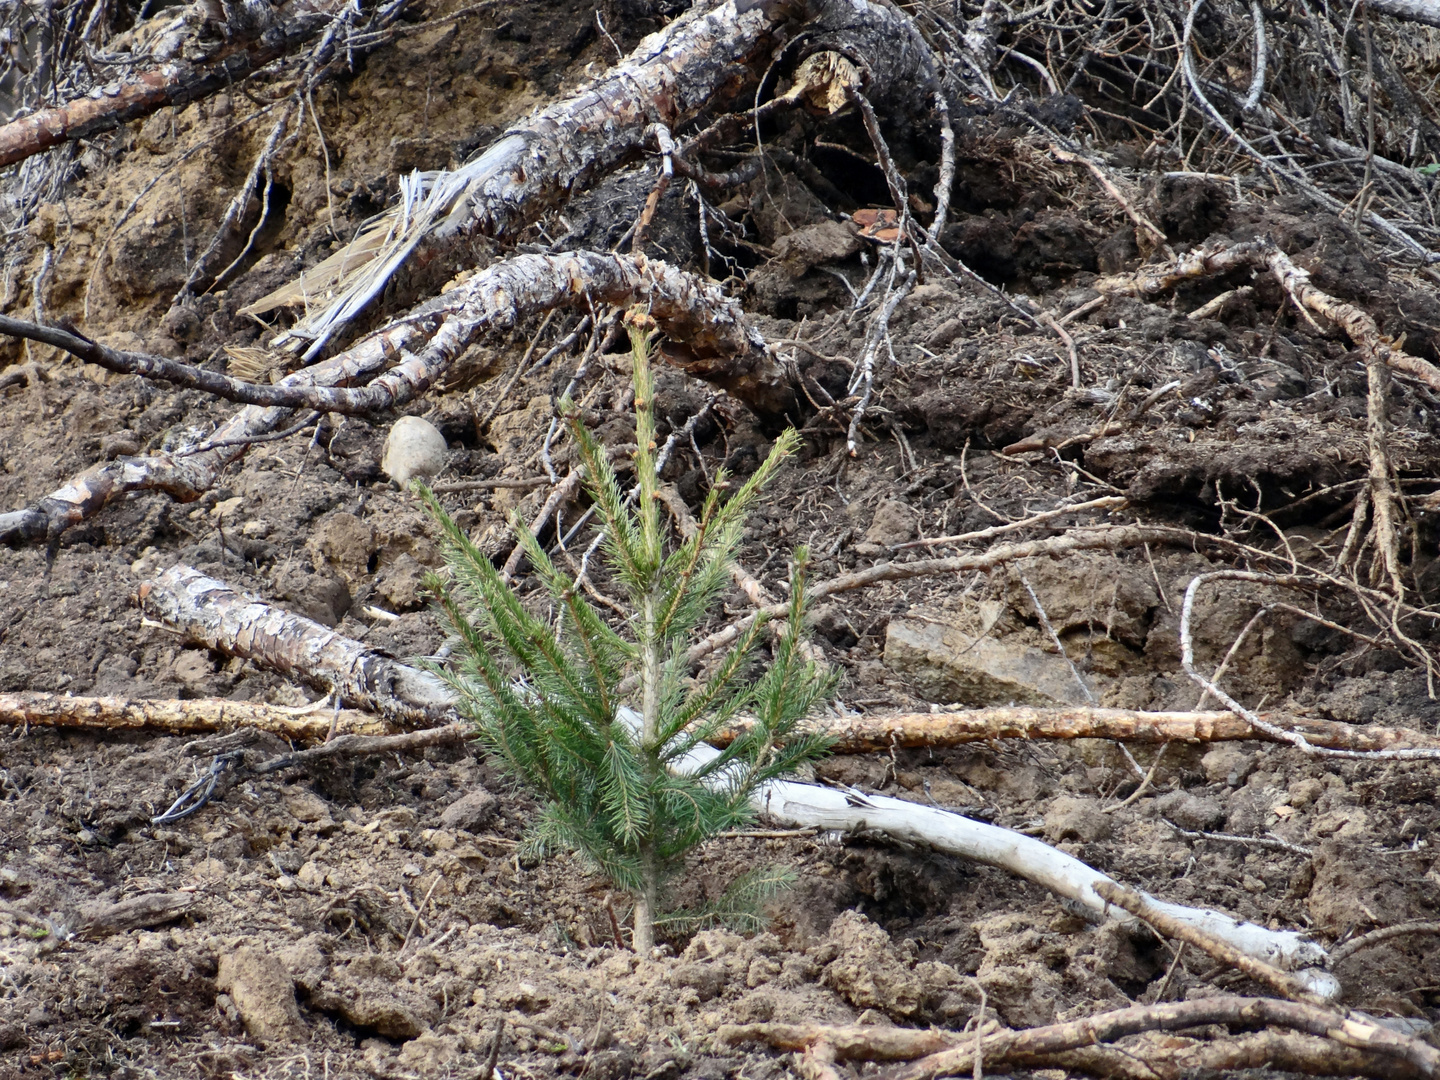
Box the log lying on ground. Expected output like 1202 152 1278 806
137 563 1333 979
1095 237 1440 394
718 998 1437 1080
743 705 1440 754
246 0 938 358
0 252 790 547
0 0 347 169
0 691 394 741
11 691 1433 760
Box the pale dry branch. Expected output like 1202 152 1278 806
0 690 395 740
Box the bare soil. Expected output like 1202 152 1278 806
3 1 1440 1077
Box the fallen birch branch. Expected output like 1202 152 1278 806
1095 880 1325 1004
0 251 794 420
138 566 454 724
0 252 790 548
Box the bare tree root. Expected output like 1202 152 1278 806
0 691 394 740
138 562 1327 976
1095 237 1440 395
244 0 939 358
0 0 348 169
0 252 792 548
718 998 1437 1080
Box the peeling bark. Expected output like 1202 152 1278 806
0 252 791 546
137 566 454 724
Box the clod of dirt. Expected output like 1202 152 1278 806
1152 791 1225 832
216 946 308 1045
309 512 379 586
1005 554 1158 649
383 415 450 488
439 786 499 832
1201 745 1256 786
863 499 917 549
1307 841 1440 933
817 910 959 1021
1043 795 1113 843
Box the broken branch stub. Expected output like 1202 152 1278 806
0 251 791 547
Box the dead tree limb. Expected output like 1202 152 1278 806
0 252 791 548
0 691 398 741
880 995 1440 1080
246 0 939 358
718 705 1440 754
137 566 454 724
0 1 347 169
10 688 1432 758
719 1003 1434 1080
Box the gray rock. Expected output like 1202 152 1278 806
381 416 448 489
438 786 498 832
884 618 1097 706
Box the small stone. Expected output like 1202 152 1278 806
864 500 917 547
382 416 448 489
439 787 498 832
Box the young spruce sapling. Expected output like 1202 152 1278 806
420 320 833 951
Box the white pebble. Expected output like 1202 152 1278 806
381 416 448 488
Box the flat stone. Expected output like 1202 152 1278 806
884 618 1096 706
